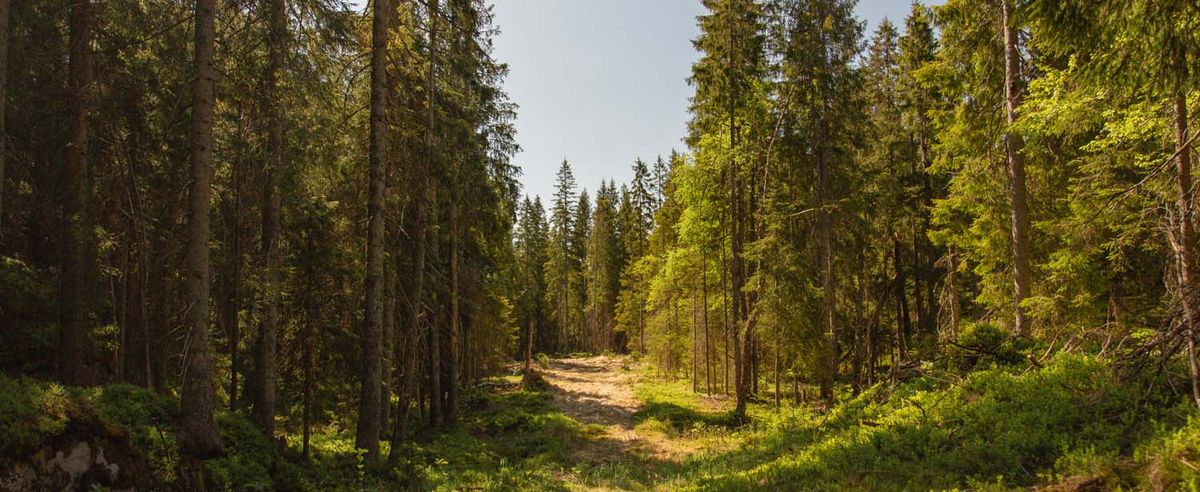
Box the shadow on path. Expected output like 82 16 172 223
539 356 689 468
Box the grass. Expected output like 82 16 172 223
5 354 1200 490
629 354 1198 491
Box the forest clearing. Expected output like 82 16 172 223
6 0 1200 489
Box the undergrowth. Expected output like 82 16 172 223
4 353 1200 490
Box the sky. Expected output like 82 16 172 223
490 0 939 204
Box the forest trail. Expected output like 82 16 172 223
541 356 698 466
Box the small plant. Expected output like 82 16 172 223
948 322 1025 371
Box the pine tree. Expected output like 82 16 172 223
251 0 287 440
178 0 224 471
517 197 550 361
356 0 390 462
688 0 768 418
546 160 578 353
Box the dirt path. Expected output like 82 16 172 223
540 356 693 464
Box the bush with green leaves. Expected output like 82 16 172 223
947 321 1027 371
0 376 73 460
673 354 1165 490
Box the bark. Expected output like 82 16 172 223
381 253 395 439
447 198 460 425
893 234 911 359
721 245 729 395
726 6 749 417
773 338 780 410
691 284 698 393
392 198 426 462
525 317 536 371
638 295 645 353
750 332 759 395
818 134 836 403
355 0 389 461
0 0 8 238
702 251 711 395
219 187 241 409
393 0 439 457
251 0 286 440
301 235 317 459
149 231 170 394
918 121 938 337
1172 96 1200 409
178 0 224 461
944 248 961 341
852 248 865 392
1001 0 1032 337
425 0 442 429
121 87 153 388
58 0 92 386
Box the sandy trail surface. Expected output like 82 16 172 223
540 356 691 464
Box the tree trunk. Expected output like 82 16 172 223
944 248 961 342
893 234 911 359
750 332 759 396
447 198 460 425
392 199 426 461
1172 96 1200 408
251 0 286 440
818 136 836 404
178 0 225 462
58 0 92 386
219 187 241 409
721 245 729 396
691 283 698 393
773 338 780 410
0 0 8 238
852 248 865 393
1001 0 1032 337
525 317 536 371
393 0 438 458
355 0 389 462
726 6 749 417
424 0 442 429
702 251 711 396
638 296 645 353
381 253 395 439
301 239 317 459
730 157 747 415
121 87 153 388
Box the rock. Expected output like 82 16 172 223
55 441 91 479
1 409 152 491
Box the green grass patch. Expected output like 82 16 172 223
634 379 740 436
660 354 1182 491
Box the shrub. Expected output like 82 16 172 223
0 376 69 458
949 322 1025 371
208 412 276 491
679 354 1151 491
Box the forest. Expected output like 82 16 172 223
4 0 1200 490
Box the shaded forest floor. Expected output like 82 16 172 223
438 353 1200 491
8 353 1200 490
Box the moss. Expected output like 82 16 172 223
208 412 276 491
0 376 72 459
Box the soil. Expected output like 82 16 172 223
540 356 699 464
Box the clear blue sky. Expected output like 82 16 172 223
348 1 940 204
491 0 940 204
